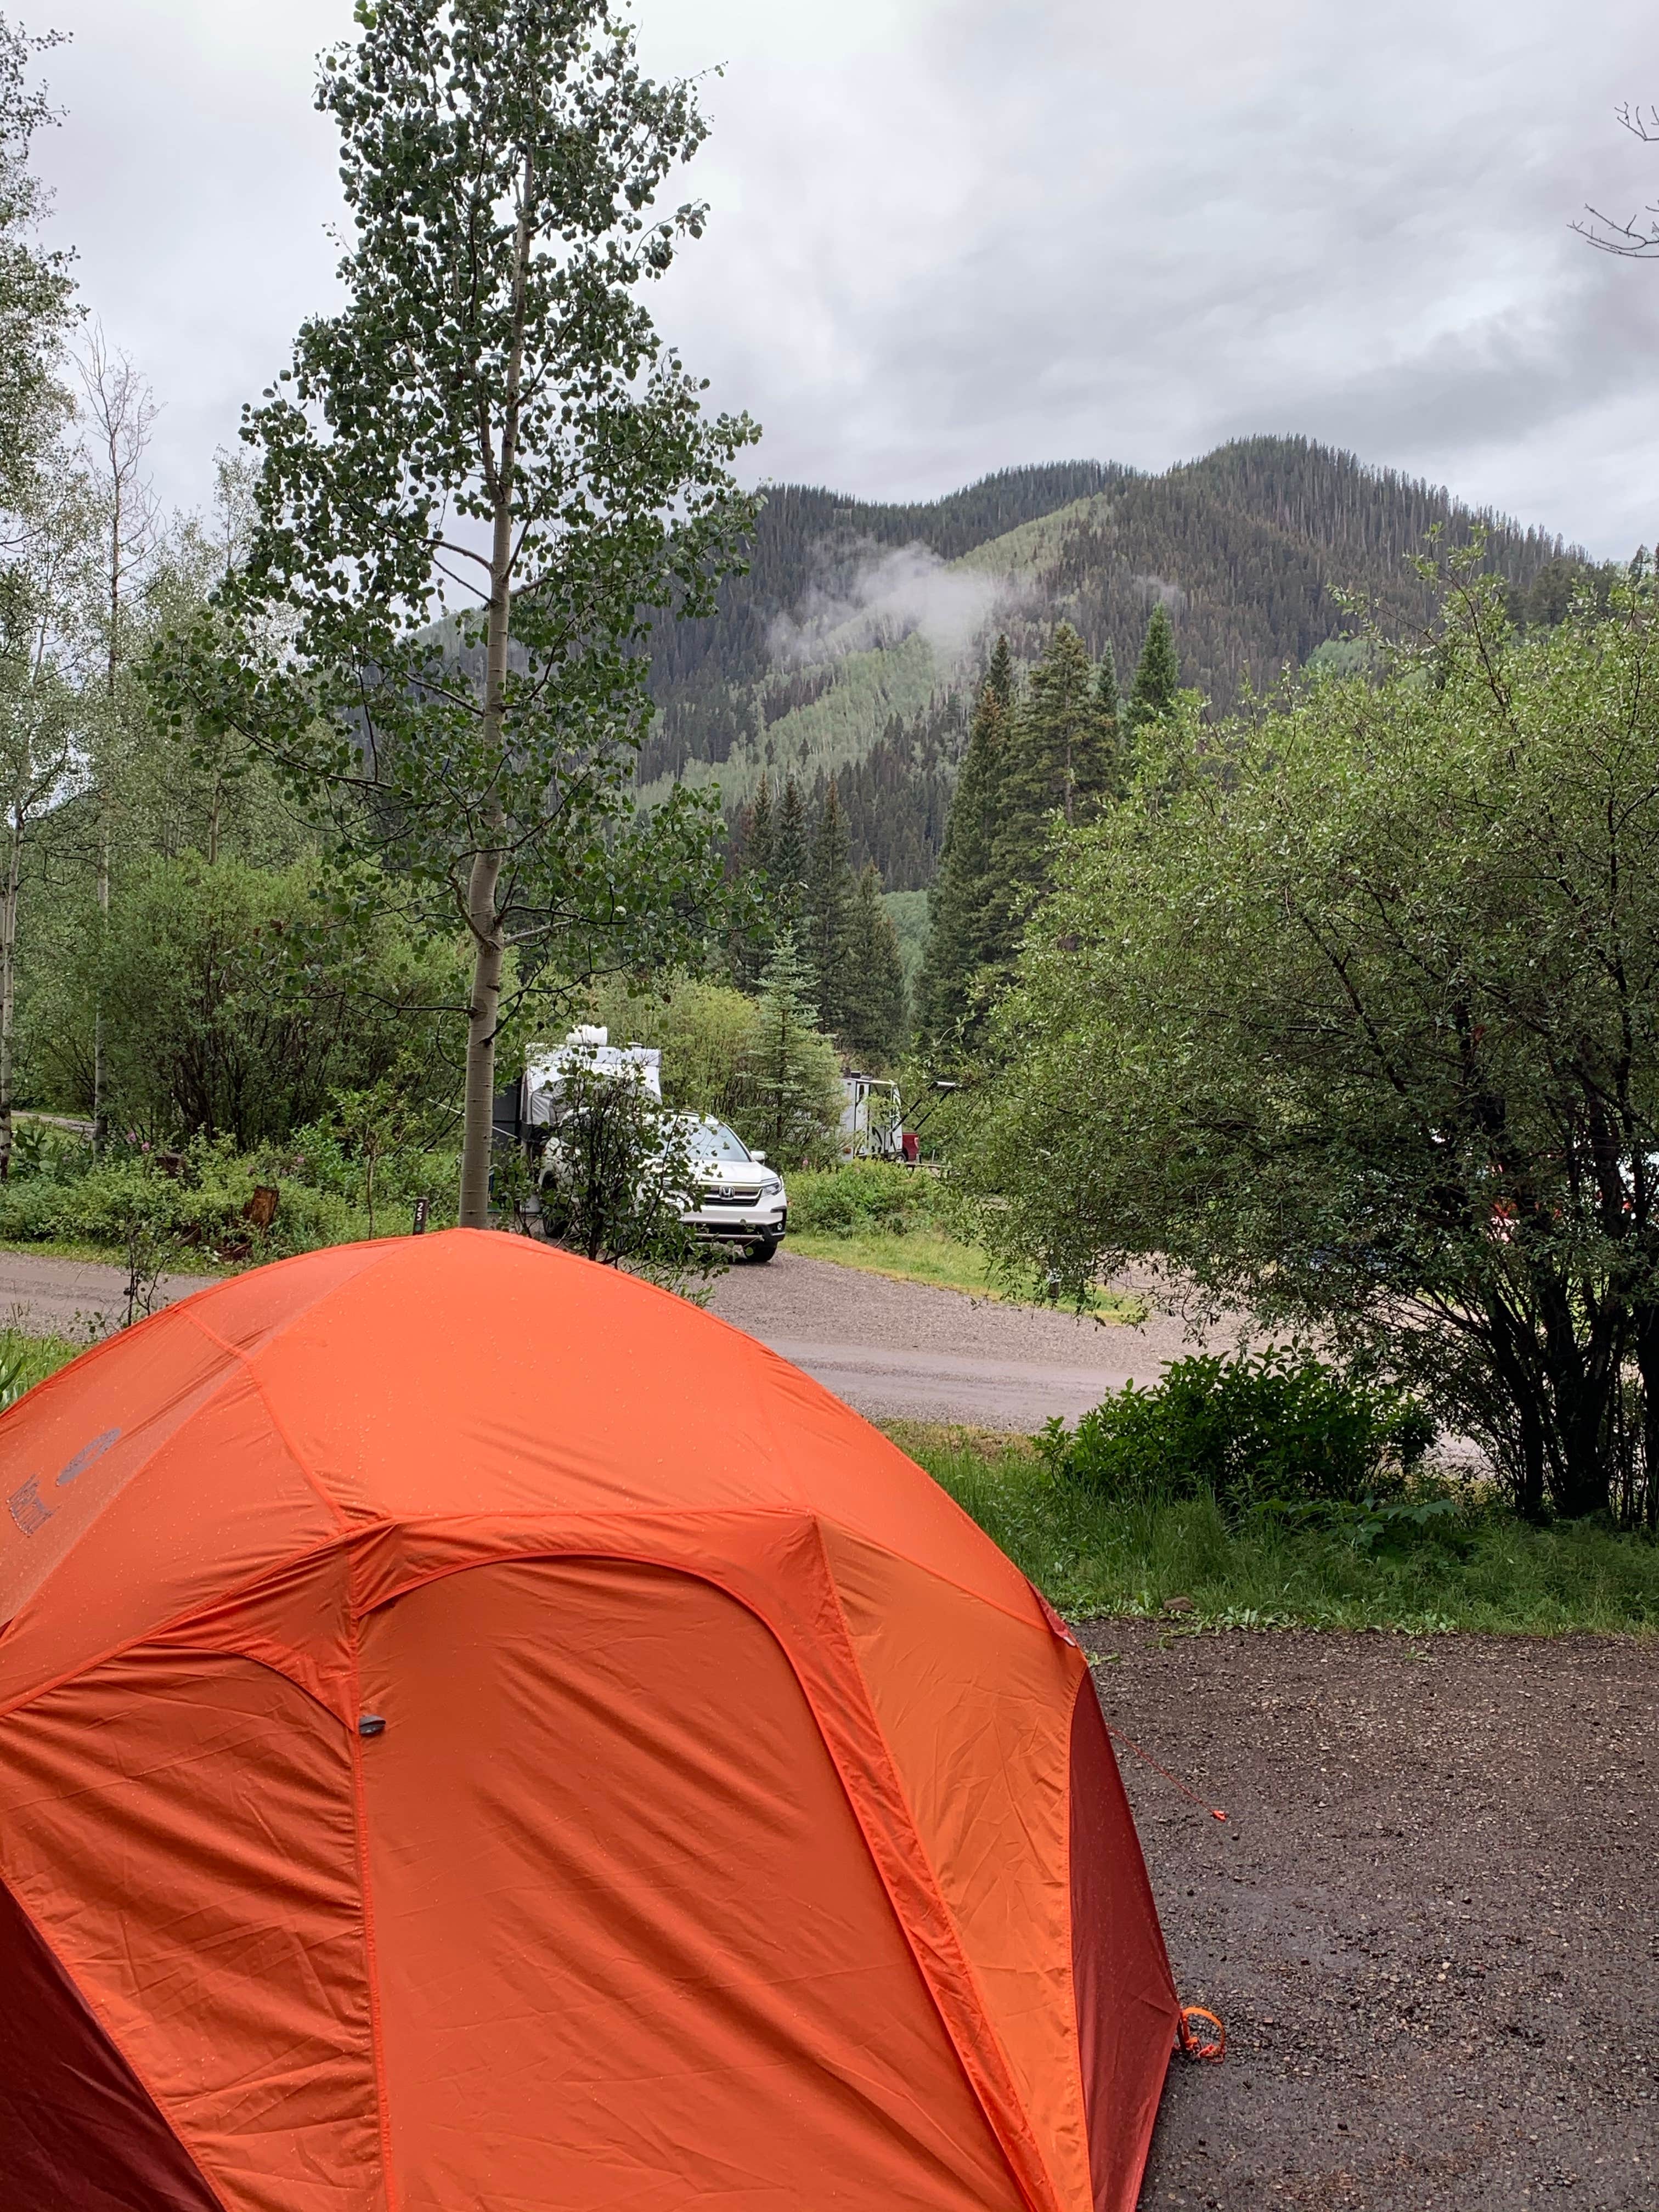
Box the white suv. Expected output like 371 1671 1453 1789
674 1118 788 1262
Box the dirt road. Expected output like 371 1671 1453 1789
706 1250 1231 1425
0 1243 1226 1427
1103 1624 1657 2211
0 1251 218 1339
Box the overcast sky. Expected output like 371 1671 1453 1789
30 0 1659 557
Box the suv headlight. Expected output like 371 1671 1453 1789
758 1177 783 1198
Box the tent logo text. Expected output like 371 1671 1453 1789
7 1430 122 1539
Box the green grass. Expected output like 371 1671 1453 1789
0 1234 209 1268
0 1326 83 1406
785 1161 1147 1316
788 1224 1145 1318
889 1421 1659 1636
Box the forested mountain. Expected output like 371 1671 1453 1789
639 436 1587 888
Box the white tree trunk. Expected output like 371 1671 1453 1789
0 809 21 1182
455 153 534 1232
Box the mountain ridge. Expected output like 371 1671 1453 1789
639 436 1587 888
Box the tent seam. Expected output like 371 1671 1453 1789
475 1235 1056 1627
0 1869 236 2212
0 1534 365 1724
0 1273 215 1441
802 1510 1068 2212
743 1335 1060 1631
348 1632 401 2212
344 1508 1053 1635
1064 1669 1099 2212
180 1308 354 1536
0 1240 404 1658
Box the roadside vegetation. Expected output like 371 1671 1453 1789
787 1159 1145 1314
896 1353 1657 1634
896 1421 1659 1635
0 1121 459 1266
0 1323 79 1408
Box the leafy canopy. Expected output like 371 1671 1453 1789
155 0 759 1221
960 552 1659 1525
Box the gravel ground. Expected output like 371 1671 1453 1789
1091 1624 1658 2211
705 1249 1235 1424
0 1251 215 1338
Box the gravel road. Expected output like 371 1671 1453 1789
0 1243 1232 1427
0 1252 218 1339
1102 1624 1658 2211
706 1249 1236 1425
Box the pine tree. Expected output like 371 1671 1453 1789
1094 637 1131 797
843 863 907 1069
1094 640 1119 723
1003 623 1113 830
772 774 809 922
1126 601 1180 729
729 769 775 990
742 927 841 1165
985 631 1015 714
918 640 1014 1054
983 623 1115 975
806 776 856 1039
744 769 774 877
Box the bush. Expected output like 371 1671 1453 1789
787 1161 935 1237
1039 1348 1436 1514
896 1420 1657 1634
0 1131 452 1262
27 855 465 1147
0 1175 68 1243
533 1053 714 1293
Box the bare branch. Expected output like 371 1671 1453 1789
1573 102 1659 257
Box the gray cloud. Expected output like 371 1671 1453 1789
769 541 1013 669
28 0 1659 556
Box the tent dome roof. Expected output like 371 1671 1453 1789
2 1231 1032 1692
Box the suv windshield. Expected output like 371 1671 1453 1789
682 1119 752 1164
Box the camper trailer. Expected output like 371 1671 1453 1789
838 1073 904 1161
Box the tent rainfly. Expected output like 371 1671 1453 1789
0 1231 1184 2212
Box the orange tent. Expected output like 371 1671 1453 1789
0 1231 1181 2212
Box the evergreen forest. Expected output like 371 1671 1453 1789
640 436 1597 888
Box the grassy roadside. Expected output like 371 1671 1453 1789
0 1235 220 1269
889 1420 1659 1636
786 1224 1146 1318
785 1164 1148 1318
1 1327 85 1403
